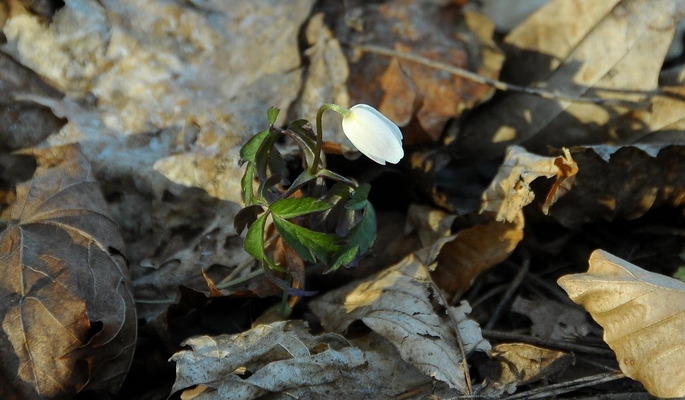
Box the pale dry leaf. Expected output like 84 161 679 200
558 249 685 398
480 146 577 223
407 203 456 247
450 0 682 160
309 253 490 392
171 320 427 400
489 343 573 395
0 144 136 399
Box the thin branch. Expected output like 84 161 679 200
484 254 530 330
502 372 625 400
353 44 650 107
482 330 615 357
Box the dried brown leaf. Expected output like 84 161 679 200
0 144 136 399
480 146 577 223
558 250 685 398
341 0 503 141
433 213 524 294
450 0 683 160
309 254 490 392
549 144 685 228
490 343 573 394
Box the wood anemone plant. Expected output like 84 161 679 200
234 104 403 305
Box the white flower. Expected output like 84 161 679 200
341 104 404 165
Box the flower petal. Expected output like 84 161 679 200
342 104 404 165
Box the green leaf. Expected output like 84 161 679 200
328 203 377 272
267 107 280 125
317 169 357 188
245 213 268 260
273 216 340 264
241 166 256 205
346 184 371 210
240 129 270 163
270 197 332 219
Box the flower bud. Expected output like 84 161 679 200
341 104 404 165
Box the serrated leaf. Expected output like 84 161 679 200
273 216 339 264
346 184 371 210
241 166 256 205
283 126 318 170
329 203 376 272
239 129 270 164
245 213 268 261
267 107 280 125
270 197 332 219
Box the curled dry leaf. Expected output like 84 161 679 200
171 320 428 399
450 0 682 160
309 253 490 392
0 144 136 399
408 203 523 295
488 343 573 395
433 213 524 294
480 146 577 223
558 250 685 398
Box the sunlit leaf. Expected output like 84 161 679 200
245 213 268 261
267 106 280 125
270 197 332 219
272 216 339 264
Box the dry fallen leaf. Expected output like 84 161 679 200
309 253 490 392
480 146 577 223
548 144 685 228
408 203 524 295
171 320 430 399
450 0 683 159
0 144 136 399
435 213 524 294
338 0 503 141
558 249 685 398
511 296 593 341
489 343 573 395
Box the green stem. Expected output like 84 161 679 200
216 268 266 289
311 104 351 174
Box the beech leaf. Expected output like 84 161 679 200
309 253 490 392
0 144 136 399
558 250 685 398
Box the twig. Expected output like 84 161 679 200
482 330 615 357
484 254 530 330
502 371 625 400
353 44 649 107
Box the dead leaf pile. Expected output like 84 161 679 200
2 0 685 398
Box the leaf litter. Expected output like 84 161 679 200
2 0 685 398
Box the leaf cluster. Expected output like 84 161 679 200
235 108 376 285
